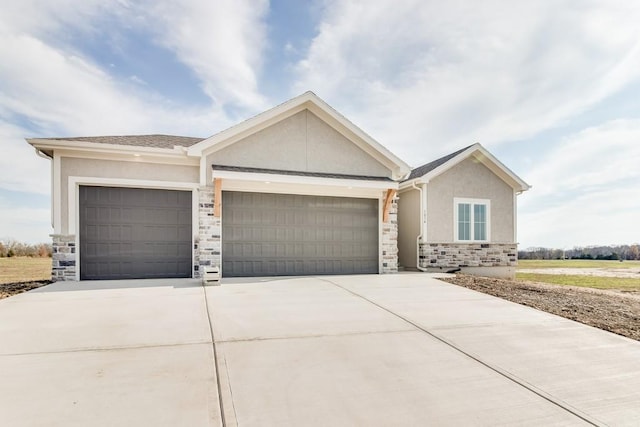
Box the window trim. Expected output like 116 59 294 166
453 198 491 242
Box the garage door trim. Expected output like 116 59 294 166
68 176 199 281
221 190 382 277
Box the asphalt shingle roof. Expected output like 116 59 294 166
405 144 474 181
35 134 205 149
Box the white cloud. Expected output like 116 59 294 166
132 0 270 113
0 31 222 195
0 123 50 195
518 119 640 248
294 1 640 164
0 0 271 198
0 0 273 243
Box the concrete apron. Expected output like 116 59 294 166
0 279 222 427
207 274 640 427
1 274 639 426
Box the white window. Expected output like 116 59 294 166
454 198 490 242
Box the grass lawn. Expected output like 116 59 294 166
517 259 640 269
516 272 640 291
0 257 52 284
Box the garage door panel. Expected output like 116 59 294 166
222 191 378 277
80 186 192 280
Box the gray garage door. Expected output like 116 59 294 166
222 191 378 277
79 186 192 280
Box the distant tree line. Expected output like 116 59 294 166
519 244 640 261
0 240 52 258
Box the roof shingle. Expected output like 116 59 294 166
33 134 204 149
404 145 473 181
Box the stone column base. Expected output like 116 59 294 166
51 234 76 281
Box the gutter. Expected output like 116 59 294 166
411 181 428 272
35 148 52 160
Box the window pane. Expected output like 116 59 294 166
474 204 486 240
458 203 470 240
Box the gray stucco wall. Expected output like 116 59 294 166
426 157 515 243
397 188 420 269
59 157 199 233
206 110 391 183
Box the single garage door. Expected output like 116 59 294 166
222 191 378 277
79 186 192 280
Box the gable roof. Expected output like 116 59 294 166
405 145 473 181
404 143 531 192
188 91 411 180
28 134 204 150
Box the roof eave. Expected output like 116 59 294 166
403 143 531 192
188 91 411 178
26 138 190 157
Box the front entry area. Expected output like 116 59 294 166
79 186 192 280
221 191 379 277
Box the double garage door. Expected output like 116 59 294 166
79 187 378 280
222 191 379 277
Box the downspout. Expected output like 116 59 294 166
35 148 54 228
412 181 428 272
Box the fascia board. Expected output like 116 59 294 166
188 93 314 156
27 139 191 159
195 103 308 157
303 100 411 175
212 169 398 190
55 148 199 166
417 143 531 192
472 147 531 192
305 105 410 177
188 92 411 177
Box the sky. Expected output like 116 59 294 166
1 0 639 250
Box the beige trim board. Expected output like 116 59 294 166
67 176 199 281
211 169 397 191
190 92 410 179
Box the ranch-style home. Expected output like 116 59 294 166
27 92 529 282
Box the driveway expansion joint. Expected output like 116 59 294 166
213 328 416 344
318 278 605 427
0 341 213 357
203 284 235 427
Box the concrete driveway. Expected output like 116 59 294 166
1 274 639 426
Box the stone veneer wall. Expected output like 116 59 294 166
196 186 221 278
381 194 399 273
51 234 76 281
419 242 517 269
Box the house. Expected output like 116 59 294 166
397 144 530 279
27 92 529 282
27 92 410 281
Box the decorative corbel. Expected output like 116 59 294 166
214 178 222 217
383 189 397 223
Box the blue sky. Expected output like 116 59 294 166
1 0 639 249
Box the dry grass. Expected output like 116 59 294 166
0 257 51 285
517 259 640 269
516 272 640 292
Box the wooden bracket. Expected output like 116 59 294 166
383 189 397 223
214 178 222 217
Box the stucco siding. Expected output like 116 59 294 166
206 110 391 182
426 158 514 243
59 157 198 233
397 188 420 269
